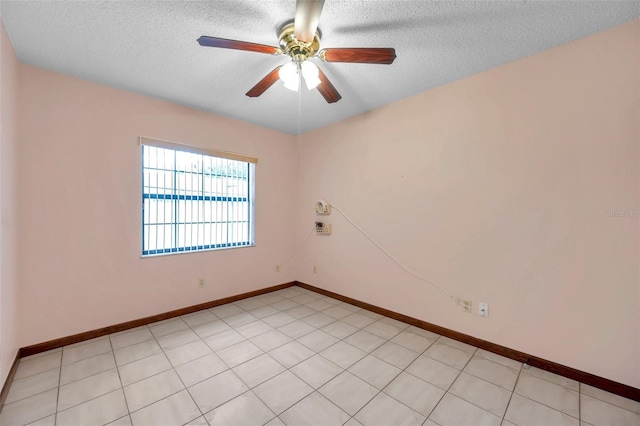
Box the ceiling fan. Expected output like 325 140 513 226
197 0 396 103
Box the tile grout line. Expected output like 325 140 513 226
500 360 525 425
106 334 134 426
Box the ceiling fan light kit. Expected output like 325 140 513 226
197 0 396 103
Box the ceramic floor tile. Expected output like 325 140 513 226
364 320 404 340
271 300 300 311
191 319 231 339
129 389 201 426
371 341 420 369
123 369 184 412
5 369 60 404
378 317 409 329
319 371 379 415
58 368 121 411
235 297 267 311
429 393 501 426
262 312 298 328
264 417 286 426
520 365 578 391
436 336 477 354
320 341 367 369
181 310 218 327
205 391 275 426
256 293 286 305
322 321 359 339
185 416 208 426
449 372 512 418
15 352 62 380
290 354 343 389
580 393 640 426
109 328 153 351
253 371 314 415
348 355 401 390
175 353 228 387
60 352 116 386
0 388 57 426
344 330 386 353
216 340 264 368
475 349 523 372
278 321 316 339
286 305 316 319
148 318 190 338
26 414 56 426
383 372 444 417
114 340 162 366
305 299 335 311
405 355 460 390
105 415 132 426
61 339 112 366
232 354 285 388
269 341 315 368
203 329 245 351
156 329 200 351
323 306 354 319
390 331 435 353
580 383 640 414
279 392 350 426
164 339 212 367
505 393 579 426
56 389 128 426
248 304 280 319
235 320 274 339
290 294 318 305
424 341 474 369
355 392 426 426
297 330 339 352
209 303 244 318
188 370 248 413
301 312 336 328
515 372 579 418
406 326 441 341
250 329 292 352
463 356 519 390
118 352 172 386
344 418 364 426
341 313 377 329
224 312 260 327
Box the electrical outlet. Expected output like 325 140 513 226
462 299 472 313
313 265 317 273
315 222 332 235
276 265 280 272
198 279 204 288
479 302 489 318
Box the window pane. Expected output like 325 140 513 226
142 145 254 255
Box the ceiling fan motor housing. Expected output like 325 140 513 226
278 23 320 62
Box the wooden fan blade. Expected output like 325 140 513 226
316 68 341 104
319 48 396 64
246 67 282 98
197 36 279 55
294 0 325 43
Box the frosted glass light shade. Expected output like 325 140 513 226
279 62 299 91
301 61 321 90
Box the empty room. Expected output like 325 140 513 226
0 1 639 425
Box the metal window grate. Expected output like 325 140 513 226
142 145 255 256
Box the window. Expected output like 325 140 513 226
140 137 256 256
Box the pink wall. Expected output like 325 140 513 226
296 20 640 387
18 65 297 346
0 20 20 386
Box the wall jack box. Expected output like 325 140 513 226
315 222 332 235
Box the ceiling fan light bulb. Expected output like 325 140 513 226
279 62 300 91
301 61 321 90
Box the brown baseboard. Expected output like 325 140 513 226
0 349 21 412
295 281 640 403
20 281 296 357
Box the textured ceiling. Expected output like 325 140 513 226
1 1 638 134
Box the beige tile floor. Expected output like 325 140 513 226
2 286 639 426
